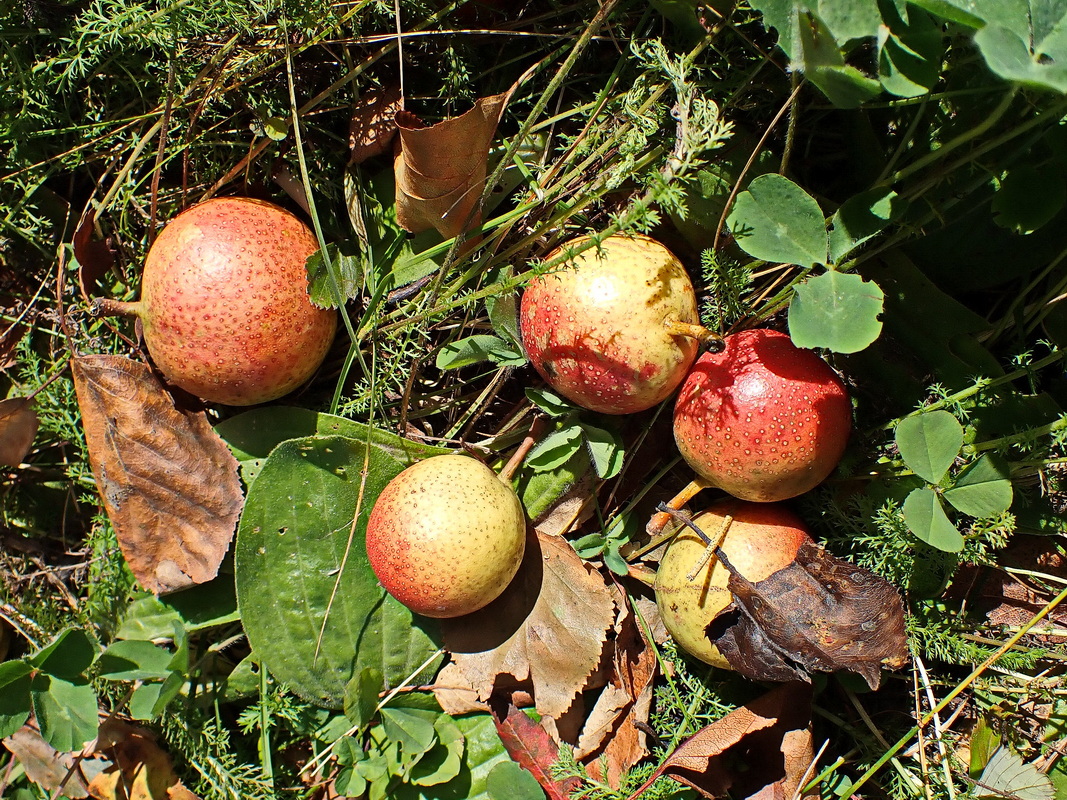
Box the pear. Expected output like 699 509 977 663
519 234 717 415
97 197 337 406
654 499 810 667
365 455 526 618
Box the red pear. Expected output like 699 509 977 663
673 328 851 502
365 455 526 618
519 234 715 415
98 197 337 406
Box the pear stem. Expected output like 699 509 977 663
498 415 547 484
645 477 711 537
93 298 143 317
663 320 725 353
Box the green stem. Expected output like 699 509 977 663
966 415 1067 455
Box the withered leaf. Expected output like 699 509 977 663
712 541 909 690
441 531 616 720
89 720 203 800
626 682 815 800
578 604 658 788
394 88 515 239
491 697 581 800
0 397 38 466
3 723 105 799
349 85 403 165
73 209 115 305
71 354 243 595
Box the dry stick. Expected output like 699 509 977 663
685 514 733 582
846 584 1067 796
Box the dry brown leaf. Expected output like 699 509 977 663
393 88 515 239
3 723 106 799
713 540 909 690
89 722 202 800
626 682 816 800
73 209 115 305
441 531 616 719
71 354 243 595
0 397 38 466
579 605 658 787
349 85 403 165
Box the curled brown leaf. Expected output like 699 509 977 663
712 541 909 690
349 85 403 165
394 89 515 239
0 397 38 466
72 354 243 594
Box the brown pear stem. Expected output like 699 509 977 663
663 319 725 352
645 477 711 537
93 298 143 317
498 415 547 484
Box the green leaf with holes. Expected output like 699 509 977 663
895 410 964 484
788 271 885 353
902 486 964 552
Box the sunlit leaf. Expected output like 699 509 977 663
976 744 1055 800
788 271 885 353
306 241 363 309
525 426 584 472
580 423 624 479
943 454 1014 517
486 761 544 800
436 335 525 369
828 188 904 264
895 410 964 483
727 174 827 267
31 674 99 752
902 486 964 552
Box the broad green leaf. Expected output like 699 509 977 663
603 539 629 576
335 767 368 798
727 173 828 267
796 11 883 108
216 407 448 485
828 188 904 264
30 674 99 752
895 410 964 483
992 165 1067 234
344 667 384 728
381 707 439 761
435 335 525 369
524 387 574 417
818 0 884 44
572 533 606 558
0 661 32 738
115 577 239 640
235 435 440 708
749 0 800 58
486 761 544 800
29 627 96 680
525 426 584 472
97 639 175 681
943 454 1014 517
907 0 984 28
976 744 1055 800
976 23 1067 93
410 715 466 786
902 486 965 552
788 271 885 353
580 423 624 479
307 241 364 309
400 713 512 800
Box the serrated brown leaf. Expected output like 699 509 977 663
394 88 515 239
491 697 582 800
441 531 616 719
578 604 658 787
71 354 243 595
0 397 38 466
349 85 403 165
626 682 816 800
713 541 908 690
